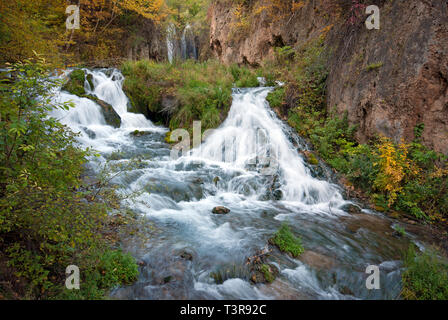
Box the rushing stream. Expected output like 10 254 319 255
51 69 424 300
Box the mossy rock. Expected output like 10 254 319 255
251 263 279 284
269 223 304 258
84 94 121 128
130 130 150 137
86 73 94 91
62 69 87 96
303 151 319 166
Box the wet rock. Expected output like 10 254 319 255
131 130 150 137
299 251 335 270
161 95 180 115
83 127 96 139
263 173 283 201
86 73 94 90
341 203 362 215
84 94 121 128
95 98 121 128
212 206 230 214
250 263 279 284
339 286 354 296
340 213 392 235
245 247 280 284
62 69 87 96
137 260 146 267
272 189 283 201
259 279 310 300
179 250 193 261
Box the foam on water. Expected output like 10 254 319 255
51 69 405 300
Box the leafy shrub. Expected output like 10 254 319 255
402 245 448 300
266 87 285 108
0 58 139 299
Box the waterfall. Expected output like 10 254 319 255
166 23 177 64
190 88 344 205
167 23 198 62
51 70 405 300
181 24 198 60
51 69 164 153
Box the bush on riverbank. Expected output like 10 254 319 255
121 59 265 133
0 58 138 299
401 245 448 300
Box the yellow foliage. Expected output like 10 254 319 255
374 137 419 206
119 0 167 22
292 1 305 11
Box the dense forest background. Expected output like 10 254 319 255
0 0 209 66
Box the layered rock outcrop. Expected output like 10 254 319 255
209 0 448 153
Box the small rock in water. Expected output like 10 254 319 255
341 203 362 215
131 130 150 137
137 260 146 267
212 206 230 215
180 251 193 261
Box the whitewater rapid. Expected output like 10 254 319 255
50 69 407 300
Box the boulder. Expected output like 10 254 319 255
299 251 335 270
85 95 121 128
62 69 87 96
131 130 150 137
341 203 362 215
212 206 230 214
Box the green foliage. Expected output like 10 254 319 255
56 249 138 300
260 264 275 283
365 62 383 72
62 69 87 96
402 245 448 300
121 59 263 133
274 46 295 65
0 58 138 299
266 87 285 109
270 223 304 258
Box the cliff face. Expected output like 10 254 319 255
124 18 167 62
209 0 448 154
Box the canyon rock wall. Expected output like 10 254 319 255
209 0 448 154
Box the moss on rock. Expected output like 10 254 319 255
62 69 87 96
269 223 304 258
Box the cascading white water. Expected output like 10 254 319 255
181 24 198 60
166 23 177 64
191 88 345 208
50 69 405 300
51 69 164 153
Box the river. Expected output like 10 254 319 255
50 68 423 300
